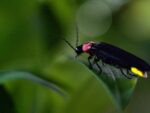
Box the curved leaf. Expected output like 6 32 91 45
52 60 118 113
80 61 137 110
0 71 68 97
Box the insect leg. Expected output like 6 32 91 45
102 61 105 66
88 56 93 69
127 70 136 78
94 58 102 74
120 68 132 79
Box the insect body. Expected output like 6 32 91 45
75 41 150 78
63 25 150 79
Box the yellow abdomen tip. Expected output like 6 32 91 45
131 67 147 78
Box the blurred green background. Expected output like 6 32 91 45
0 0 150 113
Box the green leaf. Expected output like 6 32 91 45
81 61 137 110
49 60 117 113
62 73 118 113
0 71 68 97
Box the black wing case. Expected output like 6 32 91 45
90 42 150 72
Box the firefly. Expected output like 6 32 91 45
63 27 150 79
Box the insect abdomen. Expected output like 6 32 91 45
90 42 150 72
95 49 129 68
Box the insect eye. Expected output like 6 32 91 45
75 45 83 55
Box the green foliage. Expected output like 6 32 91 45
0 71 67 97
0 0 150 113
81 61 137 110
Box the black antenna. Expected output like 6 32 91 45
62 23 79 52
75 22 79 47
62 38 76 51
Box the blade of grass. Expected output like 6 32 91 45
0 71 68 98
